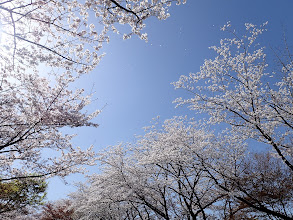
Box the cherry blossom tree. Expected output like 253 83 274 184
69 117 244 219
0 0 186 187
69 117 293 219
173 22 293 172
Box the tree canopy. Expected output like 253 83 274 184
69 116 293 219
0 178 47 214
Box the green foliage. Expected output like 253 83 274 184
0 178 47 214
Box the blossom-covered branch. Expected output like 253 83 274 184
173 22 293 171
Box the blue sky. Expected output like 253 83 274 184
47 0 293 201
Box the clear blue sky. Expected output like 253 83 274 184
47 0 293 201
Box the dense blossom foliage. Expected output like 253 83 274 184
69 117 223 219
69 117 293 219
